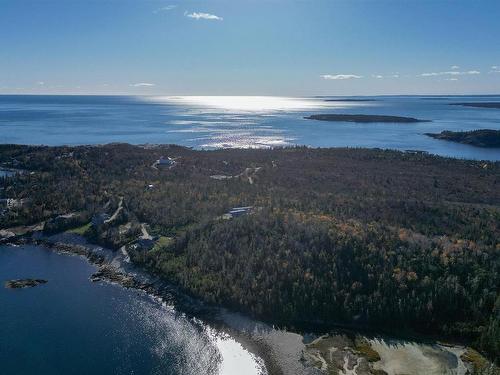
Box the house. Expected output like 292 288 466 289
224 206 253 219
229 206 253 216
134 238 156 251
157 156 175 167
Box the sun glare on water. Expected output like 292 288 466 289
147 96 327 112
139 95 365 149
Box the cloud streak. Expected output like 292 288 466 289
420 70 480 77
372 74 399 79
130 83 156 87
153 5 176 13
321 74 362 80
185 12 223 21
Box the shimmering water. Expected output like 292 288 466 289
0 95 499 160
0 244 265 375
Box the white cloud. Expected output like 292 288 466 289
130 83 156 87
445 78 459 81
489 66 500 73
451 65 460 70
154 5 176 13
420 70 480 77
371 73 399 79
421 72 444 77
37 81 45 86
321 74 363 80
185 11 223 21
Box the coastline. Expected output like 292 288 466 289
3 231 489 375
3 233 297 375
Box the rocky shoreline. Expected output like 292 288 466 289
2 234 287 375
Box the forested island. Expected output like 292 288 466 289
426 129 500 148
1 144 499 365
304 114 428 123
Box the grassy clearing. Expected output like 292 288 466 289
152 236 173 251
66 222 91 236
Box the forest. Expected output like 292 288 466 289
1 143 499 362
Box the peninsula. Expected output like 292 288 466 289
426 129 500 148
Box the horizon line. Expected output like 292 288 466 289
1 93 500 98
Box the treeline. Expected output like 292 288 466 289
138 211 500 359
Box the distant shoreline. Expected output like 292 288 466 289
304 114 428 123
450 102 500 109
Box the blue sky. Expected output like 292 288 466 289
1 0 500 96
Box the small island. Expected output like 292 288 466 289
425 129 500 148
304 114 428 123
5 279 48 289
323 98 377 102
450 102 500 109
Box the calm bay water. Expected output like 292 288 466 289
0 244 265 375
0 95 499 160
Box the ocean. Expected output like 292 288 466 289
0 95 499 160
